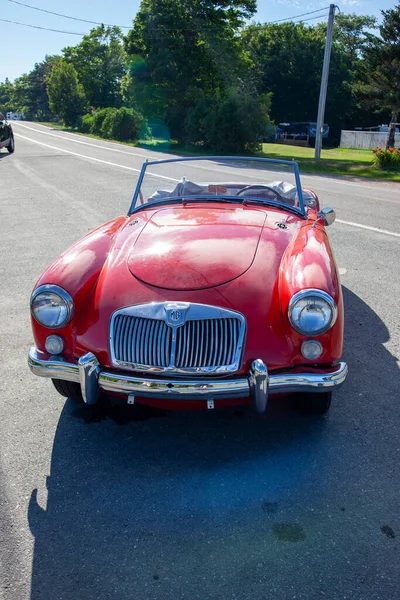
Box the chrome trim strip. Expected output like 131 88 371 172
28 348 348 402
28 348 80 383
99 372 250 400
268 362 348 394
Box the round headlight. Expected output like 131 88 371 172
288 289 337 336
31 285 74 329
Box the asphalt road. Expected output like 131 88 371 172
1 122 399 600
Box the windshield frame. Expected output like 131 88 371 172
128 156 306 217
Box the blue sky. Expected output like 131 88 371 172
1 0 396 82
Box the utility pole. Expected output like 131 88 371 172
314 4 336 160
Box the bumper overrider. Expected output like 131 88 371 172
28 347 348 413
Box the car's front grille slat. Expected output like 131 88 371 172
154 321 161 367
198 320 205 366
228 319 234 364
212 319 219 367
205 320 212 367
217 320 224 366
190 321 196 367
112 312 243 373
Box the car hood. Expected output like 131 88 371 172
127 206 270 290
72 205 309 371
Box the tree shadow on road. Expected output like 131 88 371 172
27 286 399 600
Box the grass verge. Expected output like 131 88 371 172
36 123 400 182
259 143 400 182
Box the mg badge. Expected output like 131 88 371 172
170 310 182 322
164 302 190 326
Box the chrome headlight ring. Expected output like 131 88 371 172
288 289 337 336
30 284 74 329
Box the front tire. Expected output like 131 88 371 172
52 379 84 404
7 136 15 154
296 391 332 415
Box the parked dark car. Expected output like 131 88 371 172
0 113 15 153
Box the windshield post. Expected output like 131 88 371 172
129 161 148 214
292 160 304 212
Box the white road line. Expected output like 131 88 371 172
13 126 289 181
13 121 155 159
301 173 400 194
336 219 400 238
12 123 262 178
14 132 400 240
15 123 400 195
14 133 178 182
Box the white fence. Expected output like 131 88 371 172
340 130 400 149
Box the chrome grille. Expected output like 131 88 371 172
174 318 240 368
110 303 245 375
114 315 173 367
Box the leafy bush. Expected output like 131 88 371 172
372 146 400 170
80 113 94 133
89 108 110 135
101 107 140 140
99 108 119 138
185 90 271 153
79 107 143 141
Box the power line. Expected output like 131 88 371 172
292 13 330 24
269 7 330 24
5 0 330 32
0 7 330 38
0 17 86 34
144 14 330 38
5 0 131 28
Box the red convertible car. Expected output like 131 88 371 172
28 157 347 415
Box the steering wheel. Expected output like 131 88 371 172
235 184 287 203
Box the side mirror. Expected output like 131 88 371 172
313 207 336 228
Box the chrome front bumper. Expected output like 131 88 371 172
28 347 348 413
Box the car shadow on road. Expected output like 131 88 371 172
27 286 399 600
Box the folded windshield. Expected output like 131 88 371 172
130 157 306 215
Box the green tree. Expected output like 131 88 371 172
9 74 31 115
124 0 256 139
241 23 325 124
362 5 400 147
242 16 380 143
63 26 125 109
25 55 60 120
328 14 383 132
1 56 59 119
47 60 86 127
333 13 377 60
0 78 15 114
12 56 60 119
